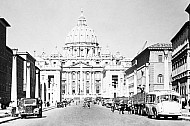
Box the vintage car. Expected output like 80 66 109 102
84 97 92 102
105 98 113 108
57 102 64 108
18 98 42 118
114 97 128 110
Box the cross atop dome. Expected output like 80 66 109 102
80 8 84 16
77 8 87 26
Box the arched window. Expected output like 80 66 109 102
157 74 163 83
86 72 90 80
72 72 76 80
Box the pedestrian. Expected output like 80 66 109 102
9 101 15 117
119 100 125 114
87 101 90 109
111 100 115 112
126 104 132 114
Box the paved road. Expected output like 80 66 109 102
1 102 190 126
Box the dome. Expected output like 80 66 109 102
65 10 98 45
50 46 62 58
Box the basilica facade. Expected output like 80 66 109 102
35 11 130 105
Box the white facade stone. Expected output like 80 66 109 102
35 10 130 102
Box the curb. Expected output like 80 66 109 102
0 117 20 124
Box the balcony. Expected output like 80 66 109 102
172 64 187 77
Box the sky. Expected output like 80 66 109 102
0 0 190 59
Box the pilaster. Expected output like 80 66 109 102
134 70 137 95
26 62 31 98
101 71 103 95
35 69 39 98
11 49 18 107
84 72 86 95
89 71 92 94
145 63 149 93
164 50 169 90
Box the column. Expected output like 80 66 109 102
67 72 69 95
26 62 31 98
35 69 39 98
11 49 18 107
41 81 45 106
145 63 149 93
80 74 82 95
164 50 169 90
76 72 78 95
89 71 92 95
178 81 181 94
125 76 129 97
187 78 190 108
91 71 94 95
84 72 86 95
69 72 72 96
101 71 103 96
186 50 190 107
134 70 137 95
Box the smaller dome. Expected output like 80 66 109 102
50 46 62 58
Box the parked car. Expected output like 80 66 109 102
105 98 113 108
18 98 42 118
57 102 64 108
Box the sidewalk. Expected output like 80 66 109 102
0 106 56 124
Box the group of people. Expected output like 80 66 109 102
83 101 91 109
110 100 132 114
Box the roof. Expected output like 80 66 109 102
0 18 10 27
148 43 172 50
185 4 190 14
132 43 172 63
171 21 189 42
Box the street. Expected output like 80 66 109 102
1 102 190 126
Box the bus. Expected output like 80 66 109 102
145 90 182 119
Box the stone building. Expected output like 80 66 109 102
171 4 190 102
11 50 37 107
0 17 42 108
17 52 36 99
0 18 12 106
35 10 129 104
125 43 172 97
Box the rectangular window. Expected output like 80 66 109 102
72 73 76 80
72 86 75 94
146 94 156 103
112 75 118 89
158 55 162 62
48 75 54 88
96 86 99 94
86 86 89 94
62 84 66 94
42 75 45 80
86 73 90 80
157 74 163 83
